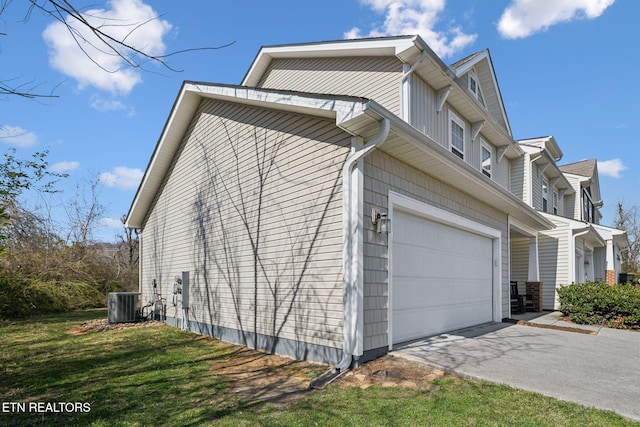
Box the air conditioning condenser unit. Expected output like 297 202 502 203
108 292 140 323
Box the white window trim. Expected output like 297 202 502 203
542 177 549 212
553 189 559 215
481 139 492 178
468 69 485 107
449 109 465 160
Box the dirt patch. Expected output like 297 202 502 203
64 319 165 335
209 345 328 405
335 355 445 391
64 319 444 404
210 347 445 405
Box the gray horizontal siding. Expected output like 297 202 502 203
140 99 352 359
258 56 403 116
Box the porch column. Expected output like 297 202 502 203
605 240 616 285
527 236 540 282
525 281 543 312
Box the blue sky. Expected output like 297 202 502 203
0 0 636 241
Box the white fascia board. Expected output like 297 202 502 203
452 50 489 77
125 83 371 229
125 85 200 229
185 82 367 122
242 36 418 86
541 213 606 247
518 136 563 161
451 49 512 136
366 102 553 231
592 223 629 248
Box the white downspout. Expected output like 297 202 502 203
337 117 390 372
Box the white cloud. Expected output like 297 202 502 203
99 166 143 190
99 217 124 229
90 95 136 117
598 158 626 178
42 0 172 95
0 125 37 148
498 0 615 39
91 96 126 112
50 161 80 173
345 0 477 58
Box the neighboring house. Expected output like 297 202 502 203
511 137 628 309
124 35 621 367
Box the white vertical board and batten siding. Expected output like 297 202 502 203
140 99 351 355
473 62 509 131
409 74 510 190
257 56 403 116
510 155 526 202
409 74 448 144
361 150 509 351
531 164 544 212
564 175 582 220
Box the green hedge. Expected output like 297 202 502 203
557 282 640 328
0 277 105 319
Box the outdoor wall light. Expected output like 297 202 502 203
584 259 590 266
371 208 391 234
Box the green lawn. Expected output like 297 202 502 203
0 310 636 426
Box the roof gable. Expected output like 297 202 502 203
559 159 597 178
450 49 512 136
518 136 563 160
242 36 420 87
560 159 602 209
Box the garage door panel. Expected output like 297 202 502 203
394 303 493 341
392 210 494 345
394 278 492 310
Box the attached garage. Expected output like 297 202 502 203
389 192 501 347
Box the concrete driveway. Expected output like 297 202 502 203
394 321 640 421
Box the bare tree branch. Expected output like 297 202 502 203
0 0 233 98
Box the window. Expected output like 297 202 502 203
582 188 595 222
553 190 559 215
469 72 478 96
449 111 465 160
481 141 492 178
468 70 485 106
542 178 548 212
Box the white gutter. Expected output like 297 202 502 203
337 117 390 372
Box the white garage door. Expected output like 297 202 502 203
392 210 494 344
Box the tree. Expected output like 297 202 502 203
0 0 232 98
0 148 66 248
614 202 640 273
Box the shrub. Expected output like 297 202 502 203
558 282 640 329
0 278 105 319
